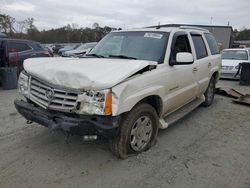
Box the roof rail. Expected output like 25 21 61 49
179 26 209 32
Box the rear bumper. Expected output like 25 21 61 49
14 99 119 138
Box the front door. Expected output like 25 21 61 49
164 32 199 113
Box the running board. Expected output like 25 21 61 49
159 97 205 129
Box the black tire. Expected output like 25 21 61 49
202 77 216 107
109 103 159 159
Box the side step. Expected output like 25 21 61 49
161 97 204 128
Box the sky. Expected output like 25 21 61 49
1 0 250 30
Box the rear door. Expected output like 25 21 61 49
7 41 34 63
190 33 212 96
7 41 35 74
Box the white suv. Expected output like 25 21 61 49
15 26 221 159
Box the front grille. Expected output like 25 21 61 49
29 77 78 112
221 66 234 70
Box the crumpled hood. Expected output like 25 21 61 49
23 57 157 90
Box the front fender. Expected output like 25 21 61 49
112 83 164 116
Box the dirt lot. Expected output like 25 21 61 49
0 80 250 188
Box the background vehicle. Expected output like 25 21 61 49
62 42 97 57
43 46 54 56
221 48 250 79
58 44 80 56
0 39 52 69
15 26 221 159
52 44 64 54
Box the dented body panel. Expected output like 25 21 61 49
24 57 157 90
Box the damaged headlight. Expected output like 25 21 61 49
18 71 29 97
77 89 112 115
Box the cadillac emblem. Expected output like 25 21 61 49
45 88 55 102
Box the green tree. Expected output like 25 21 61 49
235 28 250 40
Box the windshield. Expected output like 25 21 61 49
90 31 169 63
221 50 248 60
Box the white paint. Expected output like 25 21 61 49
23 57 157 90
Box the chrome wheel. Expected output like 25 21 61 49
130 116 153 151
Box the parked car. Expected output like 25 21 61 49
62 42 97 57
15 26 221 159
221 48 250 79
43 46 54 56
52 44 64 54
58 44 81 56
0 38 52 69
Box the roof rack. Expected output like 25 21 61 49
179 26 209 32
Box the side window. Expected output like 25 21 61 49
191 35 208 60
204 33 220 55
171 34 192 62
8 42 32 52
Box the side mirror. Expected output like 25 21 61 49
170 52 194 65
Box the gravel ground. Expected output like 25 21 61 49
0 79 250 188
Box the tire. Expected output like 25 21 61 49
202 77 216 107
110 103 159 159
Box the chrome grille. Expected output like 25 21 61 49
29 77 78 111
221 66 234 70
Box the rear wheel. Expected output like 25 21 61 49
110 103 158 159
202 77 216 107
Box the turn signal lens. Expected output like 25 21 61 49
104 90 112 115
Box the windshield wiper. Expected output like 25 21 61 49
86 53 105 58
108 55 137 60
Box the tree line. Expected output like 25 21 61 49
0 13 117 43
1 13 250 43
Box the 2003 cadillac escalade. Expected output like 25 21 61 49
15 26 221 159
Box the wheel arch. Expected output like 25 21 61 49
134 95 163 117
212 71 219 83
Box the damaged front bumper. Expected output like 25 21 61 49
14 99 119 138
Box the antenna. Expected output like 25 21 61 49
156 22 161 29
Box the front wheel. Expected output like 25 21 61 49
202 77 216 107
110 103 158 159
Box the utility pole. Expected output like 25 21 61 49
210 16 213 25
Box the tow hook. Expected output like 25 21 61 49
83 135 98 141
26 120 33 124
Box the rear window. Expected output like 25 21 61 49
8 42 32 52
204 33 220 55
191 35 208 59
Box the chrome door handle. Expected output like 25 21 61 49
193 67 198 72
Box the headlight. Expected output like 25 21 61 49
235 64 240 69
77 89 112 115
18 72 29 97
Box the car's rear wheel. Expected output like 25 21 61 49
110 103 158 159
202 77 216 107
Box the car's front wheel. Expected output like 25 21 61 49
110 103 158 159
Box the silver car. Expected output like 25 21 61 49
221 48 250 79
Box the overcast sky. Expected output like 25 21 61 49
1 0 250 30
